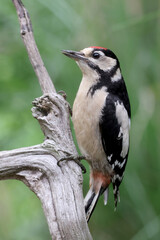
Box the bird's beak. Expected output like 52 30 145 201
62 50 86 61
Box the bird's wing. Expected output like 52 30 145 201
99 93 130 206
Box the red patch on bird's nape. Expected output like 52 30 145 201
90 46 107 50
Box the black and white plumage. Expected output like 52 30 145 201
62 46 131 221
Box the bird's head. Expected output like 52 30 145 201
62 46 120 76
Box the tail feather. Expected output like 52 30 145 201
113 183 120 210
84 186 106 222
103 188 109 205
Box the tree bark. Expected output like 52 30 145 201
0 1 92 239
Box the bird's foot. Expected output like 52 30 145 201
57 155 86 173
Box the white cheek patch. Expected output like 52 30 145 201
80 48 117 73
115 101 130 158
91 56 117 72
111 68 121 82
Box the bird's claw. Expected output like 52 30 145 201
57 156 86 174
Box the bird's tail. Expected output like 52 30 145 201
84 186 108 222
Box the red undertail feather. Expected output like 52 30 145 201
84 171 111 222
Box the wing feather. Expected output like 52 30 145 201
99 94 130 206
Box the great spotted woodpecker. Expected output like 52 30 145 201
62 46 131 221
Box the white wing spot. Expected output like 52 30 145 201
108 154 113 162
113 174 123 182
114 159 126 169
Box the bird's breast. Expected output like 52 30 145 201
72 84 109 171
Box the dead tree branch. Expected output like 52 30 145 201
12 0 55 94
0 0 92 239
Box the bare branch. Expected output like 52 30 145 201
0 1 93 239
12 0 56 94
0 144 91 239
0 92 92 239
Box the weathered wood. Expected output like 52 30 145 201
0 1 93 239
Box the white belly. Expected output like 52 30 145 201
72 86 109 170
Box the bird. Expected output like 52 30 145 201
62 46 131 221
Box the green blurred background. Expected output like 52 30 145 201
0 0 160 239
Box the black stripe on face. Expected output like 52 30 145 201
87 62 119 96
87 60 118 77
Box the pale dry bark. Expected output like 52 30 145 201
0 0 92 239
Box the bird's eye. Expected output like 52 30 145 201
92 52 100 59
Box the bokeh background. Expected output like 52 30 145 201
0 0 160 239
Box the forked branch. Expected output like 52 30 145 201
0 0 92 239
